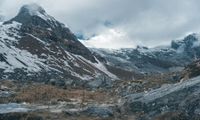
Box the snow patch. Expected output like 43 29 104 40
0 21 50 73
75 55 118 79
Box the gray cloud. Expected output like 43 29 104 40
1 0 200 48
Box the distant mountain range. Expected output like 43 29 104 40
91 33 200 76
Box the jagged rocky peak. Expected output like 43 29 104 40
171 33 200 50
3 3 97 62
20 3 46 16
8 3 58 27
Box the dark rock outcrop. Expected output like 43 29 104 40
123 76 200 119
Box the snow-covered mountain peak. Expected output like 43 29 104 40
19 3 46 17
8 3 60 28
0 4 118 83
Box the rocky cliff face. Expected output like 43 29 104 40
0 4 117 86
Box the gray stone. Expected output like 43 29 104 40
86 75 113 89
83 106 113 118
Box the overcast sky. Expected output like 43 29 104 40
1 0 200 48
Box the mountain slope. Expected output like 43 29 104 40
0 4 117 86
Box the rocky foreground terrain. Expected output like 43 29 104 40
1 61 200 120
1 3 200 120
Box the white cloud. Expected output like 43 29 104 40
80 28 136 49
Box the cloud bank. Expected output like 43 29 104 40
1 0 200 48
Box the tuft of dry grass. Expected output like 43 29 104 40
14 85 69 103
0 80 17 90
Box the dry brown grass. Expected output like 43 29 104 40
13 84 115 104
0 80 17 89
14 85 68 103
